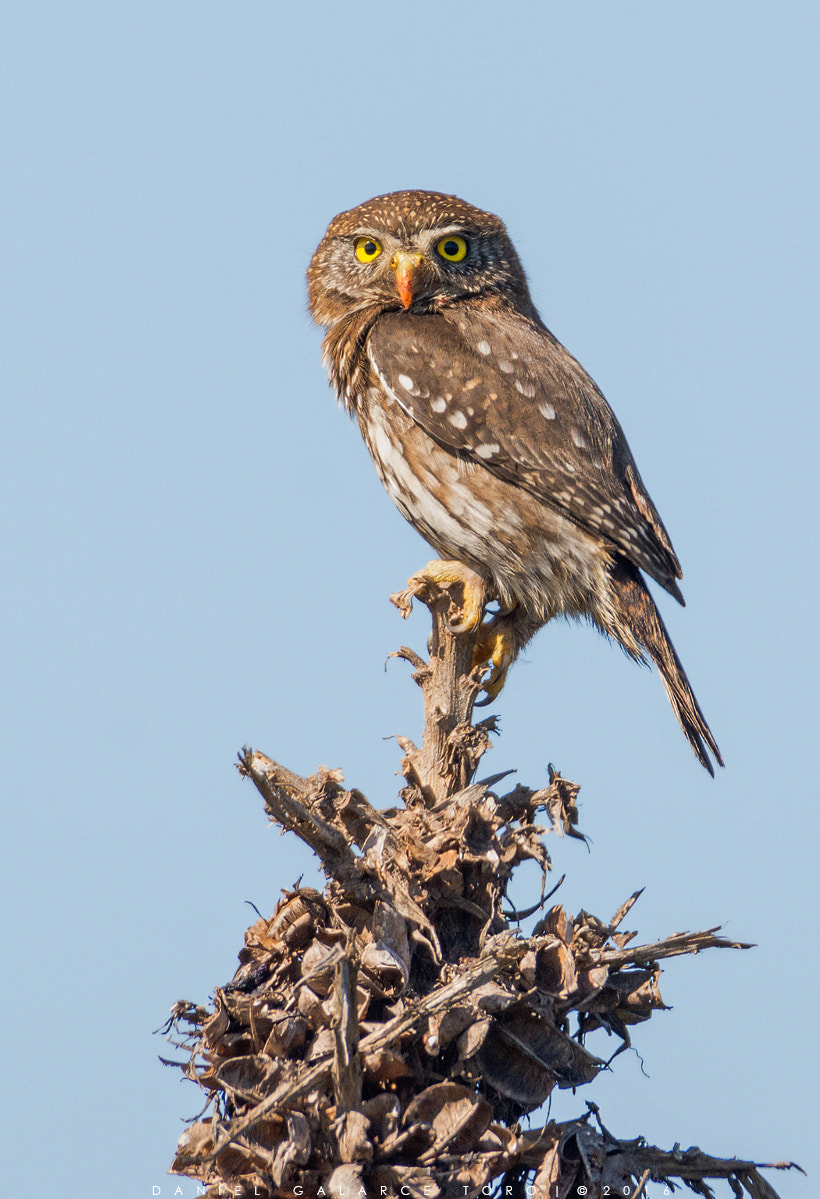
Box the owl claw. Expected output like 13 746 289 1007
473 619 517 705
393 559 490 634
391 559 519 703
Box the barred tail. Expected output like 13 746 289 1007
608 565 723 775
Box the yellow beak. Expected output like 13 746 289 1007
390 250 424 309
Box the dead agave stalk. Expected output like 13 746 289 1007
163 573 801 1198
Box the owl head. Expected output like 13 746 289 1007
307 190 534 327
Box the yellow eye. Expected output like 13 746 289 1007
355 236 382 263
436 235 468 262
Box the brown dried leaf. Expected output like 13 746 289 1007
532 938 578 997
247 1117 286 1152
362 1046 414 1085
380 1164 441 1199
534 904 571 942
333 1109 373 1164
475 1012 603 1107
360 941 410 996
607 966 666 1023
242 915 281 956
321 983 371 1025
332 786 389 848
307 1027 335 1061
203 1001 231 1048
267 887 328 943
473 1021 554 1109
456 1016 491 1061
403 1082 493 1156
297 984 329 1029
300 939 342 996
608 888 645 933
535 769 585 841
361 1092 400 1142
326 1163 364 1199
562 1121 606 1181
575 963 609 999
215 1055 277 1101
473 981 518 1013
378 1122 437 1162
424 1003 476 1054
262 1012 311 1058
425 846 459 873
172 1121 215 1175
270 1110 311 1186
532 1139 562 1199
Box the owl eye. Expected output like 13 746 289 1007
354 237 382 263
436 236 468 262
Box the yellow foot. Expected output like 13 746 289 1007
473 615 518 705
390 559 490 633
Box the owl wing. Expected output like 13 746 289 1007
367 309 683 601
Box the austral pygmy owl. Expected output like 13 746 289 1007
307 191 722 774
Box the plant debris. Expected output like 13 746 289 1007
163 576 801 1198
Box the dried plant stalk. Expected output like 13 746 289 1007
163 573 800 1199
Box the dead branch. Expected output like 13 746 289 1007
164 573 796 1199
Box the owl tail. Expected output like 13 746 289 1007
608 564 724 775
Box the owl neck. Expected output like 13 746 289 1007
321 305 385 416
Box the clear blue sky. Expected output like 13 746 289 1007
2 3 816 1196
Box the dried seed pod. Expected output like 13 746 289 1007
321 983 370 1025
456 1016 491 1062
473 982 517 1014
307 1027 336 1061
525 937 578 997
262 1011 311 1058
326 1162 365 1199
362 1046 414 1086
271 1111 311 1187
268 888 328 943
172 1122 215 1175
472 1011 603 1109
534 903 571 941
215 1054 278 1101
202 1000 230 1048
297 984 329 1029
403 1082 493 1155
333 1110 373 1164
360 940 410 996
361 1092 400 1143
424 1003 475 1054
300 939 340 996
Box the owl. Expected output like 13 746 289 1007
307 191 722 774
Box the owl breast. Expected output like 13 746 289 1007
360 387 615 625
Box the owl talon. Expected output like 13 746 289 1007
473 619 517 705
396 559 490 634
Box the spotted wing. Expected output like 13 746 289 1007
368 309 683 599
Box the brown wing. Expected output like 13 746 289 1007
368 308 684 601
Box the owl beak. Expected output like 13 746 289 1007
390 250 424 309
